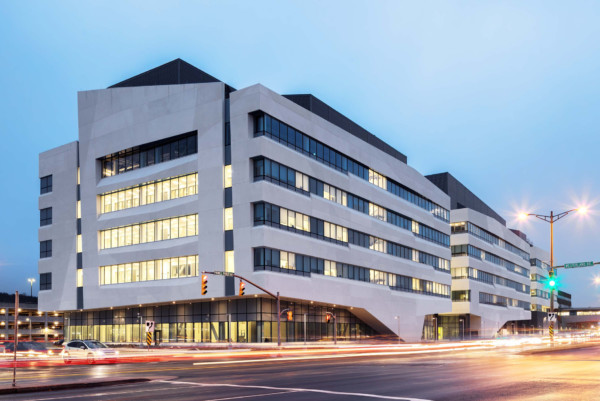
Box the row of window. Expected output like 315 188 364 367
254 112 449 222
479 292 530 310
530 273 548 282
100 173 198 214
451 244 529 278
531 289 550 299
254 202 348 246
99 215 198 250
99 256 199 285
530 258 550 270
451 267 530 294
253 157 449 247
451 222 529 261
254 202 450 272
100 132 197 178
254 247 450 298
452 290 470 302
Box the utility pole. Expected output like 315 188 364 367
13 291 19 388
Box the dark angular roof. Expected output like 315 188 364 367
426 172 506 226
108 59 407 164
109 58 236 95
284 94 407 164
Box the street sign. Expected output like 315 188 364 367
564 261 594 269
145 320 155 333
211 271 235 277
548 313 557 322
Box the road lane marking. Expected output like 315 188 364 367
159 380 433 401
202 390 299 400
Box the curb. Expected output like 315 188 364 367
0 378 151 395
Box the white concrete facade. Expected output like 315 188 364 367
447 208 532 338
38 69 454 342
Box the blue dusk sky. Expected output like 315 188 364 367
1 1 599 305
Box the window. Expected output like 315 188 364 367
254 247 451 297
224 208 233 230
40 240 52 258
40 207 52 226
76 269 83 287
254 112 449 221
225 251 234 273
40 273 52 290
40 175 52 194
224 165 232 188
99 214 198 249
100 173 198 214
99 132 197 178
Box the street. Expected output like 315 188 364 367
1 344 599 400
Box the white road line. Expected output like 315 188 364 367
202 390 299 401
159 380 432 401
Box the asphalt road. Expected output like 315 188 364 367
1 345 599 401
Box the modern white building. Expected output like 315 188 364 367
38 59 454 343
426 173 533 339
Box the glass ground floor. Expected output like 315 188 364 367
65 297 377 343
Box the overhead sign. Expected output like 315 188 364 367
548 313 557 322
564 261 594 269
212 271 235 277
145 320 155 333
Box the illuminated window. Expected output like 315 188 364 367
224 165 232 188
99 214 198 249
77 168 80 185
76 269 83 288
100 173 198 214
225 251 234 273
76 235 82 253
224 208 233 230
368 169 387 189
100 256 198 285
76 201 81 219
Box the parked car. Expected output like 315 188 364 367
62 340 118 364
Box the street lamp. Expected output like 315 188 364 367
394 315 401 343
519 207 587 340
459 318 465 341
27 278 35 297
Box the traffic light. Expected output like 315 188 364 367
547 271 558 290
201 275 208 295
326 314 331 323
287 311 293 321
239 281 245 296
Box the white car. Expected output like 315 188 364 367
62 340 119 364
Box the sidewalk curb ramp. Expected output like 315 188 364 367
0 377 151 395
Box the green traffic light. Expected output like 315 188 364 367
549 279 556 288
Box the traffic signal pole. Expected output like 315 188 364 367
202 271 283 346
550 211 555 343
